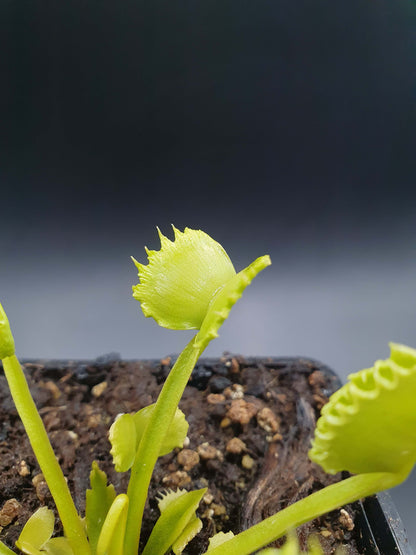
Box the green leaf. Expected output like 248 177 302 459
132 404 188 458
206 531 235 552
309 343 416 475
0 302 15 359
132 227 236 330
14 543 43 555
16 507 54 553
85 461 116 554
108 413 137 473
41 538 74 555
0 540 18 555
96 494 128 555
172 516 203 555
109 405 188 472
141 488 207 555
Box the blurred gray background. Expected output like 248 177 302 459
1 0 415 549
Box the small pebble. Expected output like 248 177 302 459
0 499 21 527
92 381 108 397
226 399 258 425
241 454 255 470
88 413 102 427
226 437 246 454
320 529 332 538
225 358 240 373
203 492 214 505
220 417 231 428
32 473 45 487
207 393 226 405
17 460 30 477
230 357 240 374
224 384 245 400
162 470 191 488
308 370 326 388
177 449 200 471
211 503 227 516
339 508 354 531
197 442 223 461
257 407 279 433
32 474 49 503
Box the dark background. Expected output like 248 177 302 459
1 0 416 549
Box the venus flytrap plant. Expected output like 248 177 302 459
3 225 414 555
203 342 416 555
120 226 271 555
15 507 73 555
0 227 271 555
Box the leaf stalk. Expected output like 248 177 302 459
205 471 405 555
123 338 202 555
2 355 90 554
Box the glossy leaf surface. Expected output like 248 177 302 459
309 343 416 475
141 488 206 555
0 302 15 359
132 227 236 330
85 461 116 554
15 507 55 553
96 494 129 555
109 405 188 472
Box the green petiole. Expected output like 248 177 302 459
206 342 416 553
123 338 202 555
1 353 90 554
5 226 414 555
124 228 271 555
0 542 16 555
204 470 407 554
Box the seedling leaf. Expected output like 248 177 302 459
206 531 235 551
171 514 203 554
132 404 189 458
41 538 74 555
16 507 55 553
96 494 129 555
0 540 18 555
141 488 207 555
108 413 137 473
109 405 188 472
85 461 116 554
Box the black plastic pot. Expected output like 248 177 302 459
355 492 414 554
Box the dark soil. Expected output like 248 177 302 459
0 354 364 553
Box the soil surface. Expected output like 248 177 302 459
0 354 365 553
